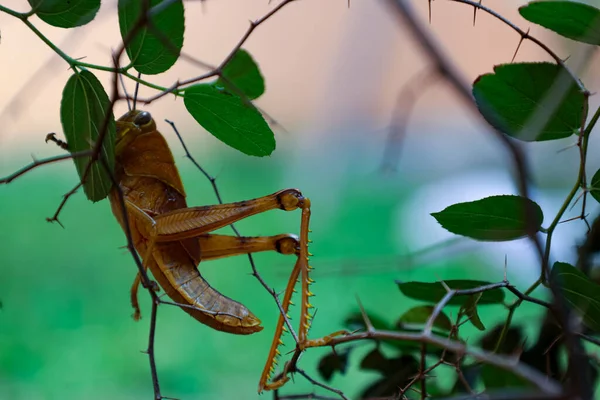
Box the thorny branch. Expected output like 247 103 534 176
4 0 600 399
1 1 301 399
132 0 299 106
377 2 600 400
271 280 561 399
0 150 92 184
44 0 293 225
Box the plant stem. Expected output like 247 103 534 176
541 104 600 283
0 5 28 18
0 5 182 95
493 278 542 353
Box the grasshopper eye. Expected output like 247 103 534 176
134 111 152 126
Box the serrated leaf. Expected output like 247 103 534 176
28 0 100 28
396 305 453 332
473 62 586 141
431 195 543 241
215 49 265 100
462 294 486 331
552 262 600 332
591 169 600 204
184 84 275 156
519 1 600 45
61 70 115 202
118 0 184 75
397 280 505 305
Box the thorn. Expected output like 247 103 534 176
308 239 313 243
307 291 314 297
308 252 314 256
289 300 295 306
278 338 284 346
511 28 528 63
308 277 315 283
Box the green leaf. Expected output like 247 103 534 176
473 62 586 141
397 280 505 306
215 49 265 100
28 0 100 28
482 365 531 389
118 0 184 75
519 1 600 45
360 348 390 373
480 325 523 353
591 169 600 204
60 70 116 202
431 195 543 241
184 84 275 156
359 355 419 398
360 350 418 380
317 349 349 382
396 306 453 332
552 262 600 332
462 294 486 331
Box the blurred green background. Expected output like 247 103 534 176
0 131 547 399
0 0 589 398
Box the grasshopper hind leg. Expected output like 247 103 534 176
258 198 351 392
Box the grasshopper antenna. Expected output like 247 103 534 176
132 72 142 111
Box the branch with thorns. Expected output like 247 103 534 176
378 1 599 399
1 1 306 399
3 0 600 398
271 280 562 400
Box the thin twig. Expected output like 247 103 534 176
165 118 300 344
447 0 586 93
135 0 298 105
147 296 162 399
46 182 82 227
296 368 349 400
0 151 92 184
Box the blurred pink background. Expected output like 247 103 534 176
0 0 582 150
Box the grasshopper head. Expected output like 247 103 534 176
115 110 156 156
